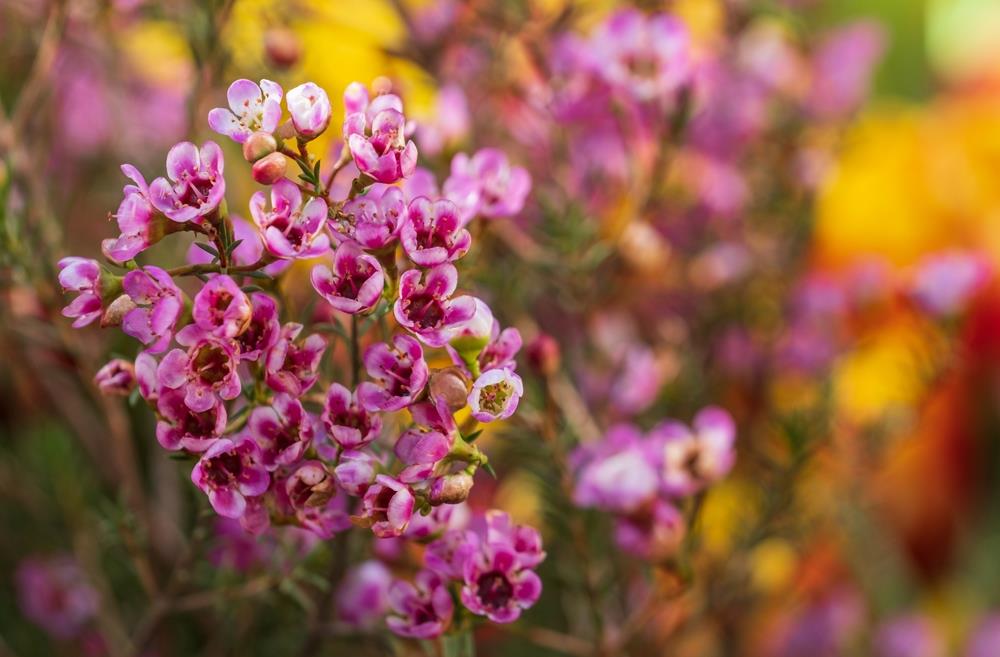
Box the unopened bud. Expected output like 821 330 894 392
94 358 136 396
429 472 474 505
429 366 469 412
251 152 287 185
101 294 137 328
264 26 302 69
242 131 278 163
527 333 560 376
286 461 335 509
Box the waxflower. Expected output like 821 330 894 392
334 185 405 250
343 84 418 183
459 536 542 623
394 427 453 482
468 367 523 422
155 388 226 452
249 393 315 470
310 242 385 314
57 257 105 328
478 510 546 568
148 140 226 223
103 164 176 263
264 323 327 396
425 529 478 579
192 274 252 339
333 449 379 496
572 424 660 513
286 81 331 139
443 148 531 222
323 383 382 449
297 494 353 539
400 197 471 266
386 570 454 639
134 351 159 402
285 460 337 510
157 327 242 412
656 406 737 496
94 358 135 396
360 475 415 538
208 78 283 144
336 561 392 630
235 292 281 362
15 556 98 640
613 499 685 561
394 264 477 347
357 334 429 412
121 266 183 353
190 435 269 518
249 178 330 259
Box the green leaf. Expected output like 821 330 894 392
483 462 497 479
227 239 244 255
242 270 273 280
442 631 476 657
194 241 219 258
463 429 483 444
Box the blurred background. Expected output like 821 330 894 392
4 0 1000 656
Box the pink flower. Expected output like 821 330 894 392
94 358 136 396
425 529 478 580
333 449 379 496
394 264 477 347
102 164 176 263
191 435 270 518
874 614 945 657
134 351 159 402
264 323 327 396
613 499 685 560
333 185 405 250
310 242 385 314
807 22 885 120
360 475 415 538
192 274 252 339
572 424 660 513
336 561 392 630
286 81 331 139
476 510 546 568
591 9 691 101
459 536 542 623
121 266 183 353
468 368 522 422
323 383 382 449
400 197 472 266
394 427 453 483
57 257 104 328
655 406 736 496
249 179 330 259
297 494 352 539
235 292 281 362
148 141 226 223
15 556 98 640
415 84 470 156
155 387 226 452
249 393 315 469
343 84 418 183
386 570 454 639
357 334 429 412
284 460 335 510
443 148 531 222
157 328 242 412
208 78 283 144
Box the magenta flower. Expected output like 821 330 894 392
15 556 98 640
360 475 415 538
443 149 531 222
286 81 332 139
57 257 104 328
386 570 454 639
572 424 660 513
874 615 945 657
334 185 405 250
157 328 242 412
807 22 885 120
343 85 418 183
94 358 136 396
333 449 379 496
399 197 471 267
248 393 315 470
656 406 736 496
235 292 281 362
155 387 226 452
591 9 691 101
191 435 270 518
357 334 429 412
249 178 330 259
459 539 542 623
336 560 392 630
148 141 226 223
468 368 523 422
425 529 478 579
323 383 382 449
264 323 327 396
394 264 477 347
192 274 252 339
613 499 685 560
285 460 335 510
477 510 546 568
134 351 159 402
394 427 453 483
102 164 176 263
310 242 385 314
208 78 283 144
121 266 183 353
297 494 352 539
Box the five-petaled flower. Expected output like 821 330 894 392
191 435 270 518
208 78 284 144
149 141 226 223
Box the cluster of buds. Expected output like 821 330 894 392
58 76 542 637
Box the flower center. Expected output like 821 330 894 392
476 571 513 610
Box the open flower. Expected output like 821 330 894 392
103 164 177 263
400 197 471 266
148 141 226 223
394 427 453 483
235 292 281 362
208 78 283 144
248 393 315 470
121 266 183 353
613 499 685 561
57 257 105 328
572 424 660 513
310 242 385 314
386 570 454 639
394 264 477 347
157 327 242 412
249 178 330 259
459 537 542 623
343 84 417 183
192 274 252 339
286 81 331 139
468 368 522 422
357 334 429 412
655 406 736 496
264 323 327 396
443 148 531 222
323 383 382 449
334 185 405 250
191 435 270 518
155 387 226 452
15 556 98 640
336 561 393 630
360 475 415 538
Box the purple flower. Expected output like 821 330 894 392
323 383 382 449
333 449 379 496
572 424 660 513
148 141 226 223
591 9 691 101
360 475 415 538
297 494 352 539
874 615 945 657
192 274 252 339
191 435 270 518
235 292 281 362
343 84 418 183
94 358 136 396
443 148 531 222
656 406 736 496
394 264 477 347
387 570 454 639
400 197 472 266
807 22 885 120
357 334 429 412
468 368 522 422
155 387 226 452
249 393 315 470
284 460 336 510
157 328 242 412
264 323 327 396
910 251 990 317
333 185 405 250
336 560 392 630
249 178 330 259
613 499 685 560
15 556 98 640
459 538 542 623
425 529 478 579
967 614 1000 657
121 266 183 353
310 242 385 314
394 427 453 483
208 78 283 144
57 257 104 328
102 164 176 263
286 81 331 139
477 510 546 568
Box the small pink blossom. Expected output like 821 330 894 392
310 242 385 314
357 334 429 412
343 84 418 183
248 393 315 470
155 387 226 452
333 185 405 250
157 328 242 412
235 292 281 362
57 257 104 328
333 449 379 496
459 533 542 623
468 368 522 422
208 78 283 144
323 383 382 449
287 81 332 139
336 561 393 630
102 164 175 263
249 178 330 259
443 148 531 222
264 323 327 396
394 264 477 347
191 435 270 518
591 9 691 101
400 197 471 266
387 570 454 639
192 274 252 339
148 140 226 223
655 406 737 496
94 358 136 396
360 475 415 538
15 556 98 640
121 266 183 353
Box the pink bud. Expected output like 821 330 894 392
527 333 560 376
429 367 469 412
429 472 474 505
251 152 287 185
264 26 301 69
242 131 278 163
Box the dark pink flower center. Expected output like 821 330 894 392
403 290 445 329
476 571 514 610
206 451 242 487
193 344 231 385
335 261 376 299
182 408 218 437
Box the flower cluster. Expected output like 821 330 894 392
57 77 540 638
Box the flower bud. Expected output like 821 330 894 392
251 152 287 185
526 333 560 376
429 472 474 505
429 366 469 413
100 294 137 328
286 461 336 509
94 358 136 396
242 131 278 163
264 26 301 69
286 82 331 140
448 298 494 362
